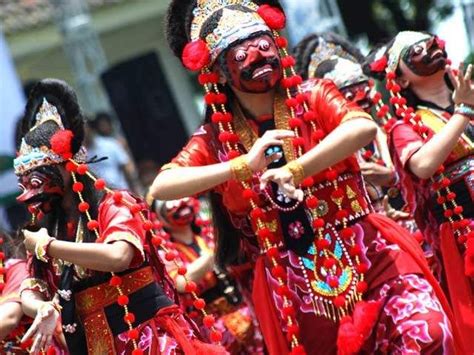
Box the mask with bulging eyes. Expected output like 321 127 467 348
340 81 373 113
402 36 447 77
17 166 65 214
222 34 282 93
161 197 200 227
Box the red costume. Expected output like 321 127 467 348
163 79 457 353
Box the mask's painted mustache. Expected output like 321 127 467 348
241 57 280 81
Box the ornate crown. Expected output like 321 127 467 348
14 99 86 175
190 0 270 63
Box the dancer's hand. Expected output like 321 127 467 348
383 196 410 221
260 167 304 202
23 228 52 253
21 302 61 354
360 162 395 186
247 130 294 172
448 62 474 106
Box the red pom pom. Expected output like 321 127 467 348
323 258 336 269
316 238 330 250
250 207 265 221
282 305 296 318
130 203 142 214
243 189 257 200
292 137 305 148
303 111 317 122
106 275 120 288
257 5 286 30
341 227 354 240
141 220 153 231
193 298 206 309
182 40 210 71
66 161 77 172
128 329 139 340
203 315 216 328
306 196 319 209
87 220 99 231
356 281 368 293
113 191 123 204
369 55 388 73
117 295 129 306
276 36 288 48
356 263 369 274
281 56 296 68
76 164 88 175
289 118 302 129
334 295 346 308
151 236 163 246
350 245 361 257
312 218 325 229
331 188 344 199
336 209 349 220
177 266 187 276
124 312 136 323
46 346 56 355
210 330 223 343
286 98 298 109
454 206 464 215
185 281 197 293
312 129 325 141
386 71 396 80
50 129 74 159
328 276 339 288
276 284 290 296
447 192 456 200
132 350 144 355
301 177 314 188
287 324 300 339
267 247 279 259
211 112 224 124
78 202 90 212
72 182 84 193
165 251 176 261
94 178 106 190
271 265 286 279
325 170 338 181
215 93 228 105
257 227 274 242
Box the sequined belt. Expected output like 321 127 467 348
75 266 172 355
308 173 371 227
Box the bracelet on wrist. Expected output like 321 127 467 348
284 160 305 186
230 155 253 182
35 235 56 263
454 103 474 120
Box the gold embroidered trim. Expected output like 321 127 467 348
232 92 297 163
103 232 145 263
19 278 50 298
284 160 305 185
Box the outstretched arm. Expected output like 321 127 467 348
23 228 135 273
261 118 377 198
151 129 294 200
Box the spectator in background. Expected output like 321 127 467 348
85 117 143 194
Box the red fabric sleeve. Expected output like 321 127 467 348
0 260 29 305
98 192 146 268
390 122 424 169
163 125 218 170
309 79 372 133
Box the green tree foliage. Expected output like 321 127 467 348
337 0 454 44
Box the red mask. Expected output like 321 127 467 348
161 198 199 227
17 168 65 214
222 34 282 93
402 36 447 76
340 81 372 113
